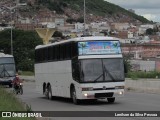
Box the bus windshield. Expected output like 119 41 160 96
0 64 15 77
80 58 124 83
0 57 14 64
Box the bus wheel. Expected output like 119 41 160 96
107 97 115 103
47 85 52 100
9 84 12 88
71 87 79 105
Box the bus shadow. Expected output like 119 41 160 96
40 96 119 105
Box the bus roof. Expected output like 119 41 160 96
0 53 13 58
35 36 120 49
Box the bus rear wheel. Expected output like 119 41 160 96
71 87 80 105
107 97 115 103
47 85 52 100
9 84 12 88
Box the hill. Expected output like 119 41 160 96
0 0 151 24
35 0 150 23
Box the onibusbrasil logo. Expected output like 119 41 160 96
1 112 42 118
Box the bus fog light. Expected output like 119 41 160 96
119 91 123 95
84 93 88 97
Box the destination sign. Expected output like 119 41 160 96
78 41 121 55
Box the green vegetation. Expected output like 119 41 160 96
146 27 159 35
66 17 84 24
18 71 34 76
124 57 160 79
0 29 42 72
37 0 150 23
53 31 63 38
126 71 160 79
0 86 35 120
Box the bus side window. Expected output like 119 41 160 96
57 45 60 60
72 61 80 82
66 43 70 59
42 48 45 62
55 45 60 60
52 46 55 61
48 47 52 61
71 42 78 58
59 45 62 60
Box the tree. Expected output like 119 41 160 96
52 31 63 38
66 18 76 24
0 29 42 71
146 28 154 35
76 17 84 23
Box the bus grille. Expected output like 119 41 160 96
95 92 113 98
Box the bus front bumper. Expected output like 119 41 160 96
78 90 124 99
0 80 12 85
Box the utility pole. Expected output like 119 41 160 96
10 5 13 55
83 0 86 35
10 0 19 55
11 23 13 55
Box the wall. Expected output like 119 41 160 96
130 60 155 71
125 79 160 94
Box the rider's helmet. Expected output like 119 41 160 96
15 73 19 78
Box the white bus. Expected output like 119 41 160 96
0 53 16 87
35 36 126 104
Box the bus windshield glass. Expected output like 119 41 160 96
80 58 124 82
0 57 15 77
0 57 14 64
78 41 121 55
0 64 16 77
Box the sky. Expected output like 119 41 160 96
105 0 160 22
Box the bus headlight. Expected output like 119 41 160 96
84 93 88 97
119 91 123 95
82 87 93 91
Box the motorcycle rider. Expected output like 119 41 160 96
12 73 22 91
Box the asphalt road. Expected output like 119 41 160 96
13 82 160 120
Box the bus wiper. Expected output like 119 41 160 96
93 73 103 82
0 65 11 78
103 66 116 81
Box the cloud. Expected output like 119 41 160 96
105 0 160 9
142 14 156 21
105 0 160 22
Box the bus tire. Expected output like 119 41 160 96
9 84 12 88
107 97 115 103
43 83 46 95
71 87 80 105
47 85 52 100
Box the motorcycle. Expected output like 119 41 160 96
13 83 23 95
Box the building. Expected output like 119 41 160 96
138 24 154 35
111 23 130 31
55 18 65 27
